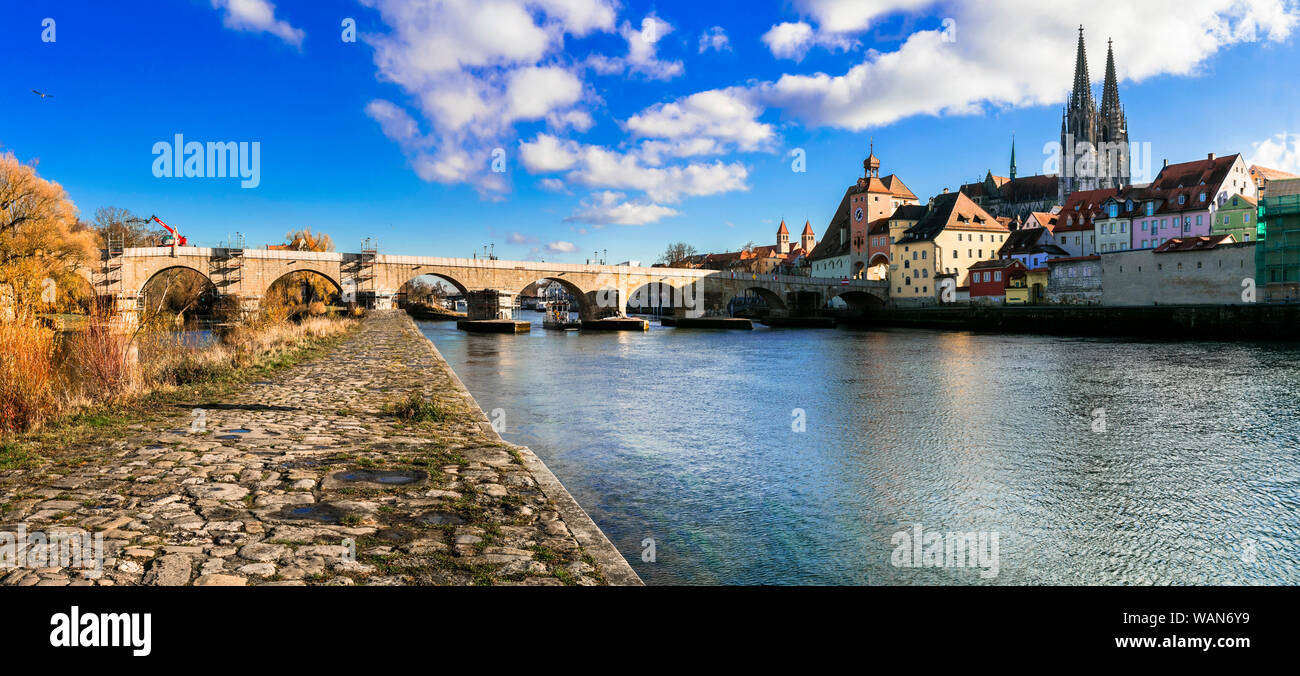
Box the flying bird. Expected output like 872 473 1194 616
31 90 54 99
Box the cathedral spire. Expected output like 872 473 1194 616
1009 133 1017 181
1101 37 1120 120
1070 25 1092 109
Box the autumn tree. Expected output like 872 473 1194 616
263 227 340 319
0 150 96 320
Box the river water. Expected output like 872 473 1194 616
417 314 1300 585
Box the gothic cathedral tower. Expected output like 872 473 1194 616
1059 27 1129 203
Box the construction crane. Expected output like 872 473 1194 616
149 214 187 246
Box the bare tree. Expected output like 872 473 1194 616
657 242 699 268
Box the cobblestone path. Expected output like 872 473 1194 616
0 311 640 586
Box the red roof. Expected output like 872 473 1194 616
1153 234 1236 252
1047 255 1101 263
777 220 788 235
1057 188 1119 232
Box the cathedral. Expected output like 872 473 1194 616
960 27 1130 223
1059 26 1130 203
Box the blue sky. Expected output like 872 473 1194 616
5 0 1300 263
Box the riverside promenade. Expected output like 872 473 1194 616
0 311 640 586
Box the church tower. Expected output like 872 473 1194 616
1060 26 1098 203
777 219 790 254
801 221 815 252
1009 134 1017 181
1059 27 1129 202
1098 38 1130 190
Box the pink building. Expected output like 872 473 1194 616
1130 153 1256 250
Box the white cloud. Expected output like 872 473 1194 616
797 0 936 33
760 21 856 61
359 0 616 195
752 0 1300 130
546 240 580 252
521 131 752 202
539 177 569 192
505 66 584 121
365 99 429 148
1251 132 1300 174
565 191 680 225
584 14 683 80
698 26 731 53
626 88 775 157
567 146 750 203
211 0 304 46
519 133 581 173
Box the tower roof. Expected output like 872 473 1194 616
1071 26 1093 109
865 140 881 175
802 220 814 236
777 219 788 235
1100 37 1123 127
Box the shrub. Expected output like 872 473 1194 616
0 322 60 433
67 318 138 399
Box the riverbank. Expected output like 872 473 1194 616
0 311 639 586
852 304 1300 339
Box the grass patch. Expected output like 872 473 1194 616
388 392 448 424
0 442 42 471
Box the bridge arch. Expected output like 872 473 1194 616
398 272 470 307
625 278 693 315
826 288 885 312
260 269 343 315
526 277 596 321
138 264 220 320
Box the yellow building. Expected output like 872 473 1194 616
891 191 1010 304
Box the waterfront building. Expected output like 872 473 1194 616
1059 28 1130 203
998 226 1068 268
809 144 919 278
1007 267 1050 304
1259 177 1300 301
1094 190 1146 252
866 218 891 280
1046 255 1102 304
968 258 1027 304
1213 193 1260 243
1250 164 1300 199
1132 153 1256 250
891 191 1009 305
1055 188 1117 256
695 220 816 275
1101 235 1253 306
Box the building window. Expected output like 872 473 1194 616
994 271 1002 281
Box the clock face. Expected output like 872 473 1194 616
854 207 864 221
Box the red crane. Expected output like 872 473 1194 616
150 215 187 246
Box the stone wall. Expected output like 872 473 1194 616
1046 258 1102 304
1102 243 1256 306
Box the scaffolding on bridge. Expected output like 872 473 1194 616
208 232 246 296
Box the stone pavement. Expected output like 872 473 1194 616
0 311 640 586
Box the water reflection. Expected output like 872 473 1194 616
419 313 1300 585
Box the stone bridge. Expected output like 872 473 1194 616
81 246 888 321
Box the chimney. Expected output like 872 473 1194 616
1207 152 1216 161
1162 159 1168 168
942 187 949 194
